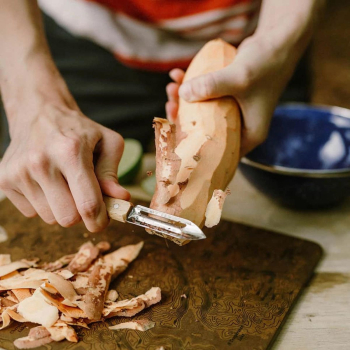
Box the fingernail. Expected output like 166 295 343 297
179 83 192 102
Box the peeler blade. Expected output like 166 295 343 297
126 205 206 241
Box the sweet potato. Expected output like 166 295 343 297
150 39 241 244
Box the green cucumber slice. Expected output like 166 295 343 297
141 174 156 196
117 139 143 185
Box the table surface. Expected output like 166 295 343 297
126 155 350 350
1 154 349 350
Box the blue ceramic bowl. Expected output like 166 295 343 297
239 104 350 209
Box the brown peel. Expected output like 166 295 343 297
109 319 155 332
13 326 53 349
2 240 162 348
204 189 228 228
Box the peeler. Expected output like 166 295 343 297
103 196 206 242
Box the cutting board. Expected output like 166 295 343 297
0 199 322 350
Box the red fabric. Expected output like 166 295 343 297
85 0 255 22
114 52 193 71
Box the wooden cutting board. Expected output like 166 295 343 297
0 199 322 350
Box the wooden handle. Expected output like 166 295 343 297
103 196 133 223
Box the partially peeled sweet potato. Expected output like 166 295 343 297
150 39 241 245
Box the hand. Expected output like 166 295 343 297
0 103 130 232
0 0 130 232
166 34 303 156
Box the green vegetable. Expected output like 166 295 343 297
141 174 156 196
117 139 143 185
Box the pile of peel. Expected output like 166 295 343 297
0 241 161 349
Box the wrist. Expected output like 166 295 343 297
1 52 78 131
255 21 310 58
245 22 310 74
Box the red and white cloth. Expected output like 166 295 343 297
39 0 261 71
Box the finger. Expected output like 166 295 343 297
3 189 37 218
166 82 180 102
95 131 130 200
19 180 57 225
63 147 109 233
169 69 185 84
166 101 179 123
178 65 236 102
239 98 273 157
39 172 81 228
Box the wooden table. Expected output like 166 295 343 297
1 154 349 350
223 173 350 350
127 155 350 350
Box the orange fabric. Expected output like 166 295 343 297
85 0 255 22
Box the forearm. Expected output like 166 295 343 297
0 0 76 132
254 0 324 58
0 0 50 69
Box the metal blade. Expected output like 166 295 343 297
126 205 206 241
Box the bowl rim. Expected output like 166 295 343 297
241 102 350 178
275 102 350 119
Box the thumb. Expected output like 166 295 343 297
178 65 235 102
95 132 131 201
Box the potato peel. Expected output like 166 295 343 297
109 319 155 332
0 240 161 348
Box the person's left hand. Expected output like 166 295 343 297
165 34 304 156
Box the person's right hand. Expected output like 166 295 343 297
0 102 130 232
0 0 130 232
